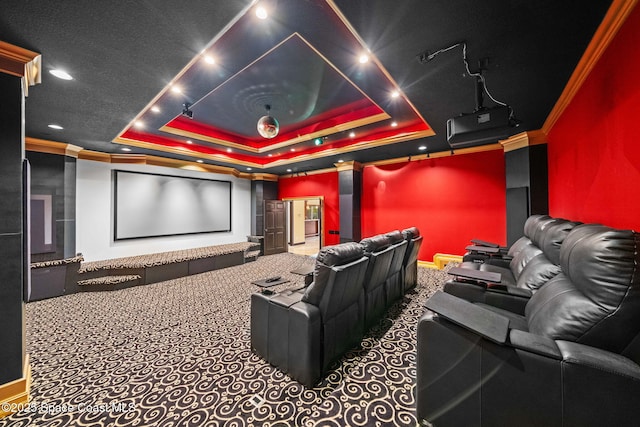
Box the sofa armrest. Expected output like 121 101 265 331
424 291 510 344
508 329 562 359
557 341 640 380
470 239 500 248
465 244 501 254
448 266 501 284
287 301 322 387
443 280 532 315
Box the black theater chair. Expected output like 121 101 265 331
416 224 640 427
462 214 553 265
383 230 408 305
360 234 395 329
250 242 368 388
401 227 423 292
444 219 580 314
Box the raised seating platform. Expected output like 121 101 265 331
29 241 260 299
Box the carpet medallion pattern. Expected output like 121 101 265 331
3 253 447 427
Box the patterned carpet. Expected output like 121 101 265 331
3 253 448 427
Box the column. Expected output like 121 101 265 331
336 161 362 243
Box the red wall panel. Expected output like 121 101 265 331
361 150 506 261
548 4 640 230
278 171 341 246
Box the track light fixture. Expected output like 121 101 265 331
182 102 193 119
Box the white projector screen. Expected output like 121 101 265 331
114 170 232 240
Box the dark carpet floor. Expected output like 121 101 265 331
2 253 448 427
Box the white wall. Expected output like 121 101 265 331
76 160 251 262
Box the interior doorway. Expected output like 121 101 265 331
284 197 323 256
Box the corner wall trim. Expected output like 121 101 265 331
0 355 31 419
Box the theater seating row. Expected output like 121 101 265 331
416 216 640 427
251 227 423 387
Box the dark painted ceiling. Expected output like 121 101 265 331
1 0 612 175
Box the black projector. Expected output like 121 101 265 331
446 105 513 148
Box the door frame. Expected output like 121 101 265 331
282 196 324 250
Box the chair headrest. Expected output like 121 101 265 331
523 215 552 239
316 241 365 267
402 227 420 240
385 230 404 245
360 234 391 254
538 220 581 265
560 224 640 305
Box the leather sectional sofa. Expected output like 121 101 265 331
251 227 422 387
417 220 640 426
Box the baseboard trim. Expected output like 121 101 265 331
418 253 463 270
0 355 31 418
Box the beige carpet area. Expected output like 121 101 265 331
2 253 448 427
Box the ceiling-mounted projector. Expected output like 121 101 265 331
446 105 513 148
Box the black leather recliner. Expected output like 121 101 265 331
445 219 580 314
401 227 423 292
417 224 640 427
384 230 408 305
360 234 395 329
250 242 368 387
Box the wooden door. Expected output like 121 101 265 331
264 200 287 255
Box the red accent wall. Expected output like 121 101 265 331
362 150 506 261
548 4 640 230
278 171 341 246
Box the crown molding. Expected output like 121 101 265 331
542 0 638 134
500 130 548 152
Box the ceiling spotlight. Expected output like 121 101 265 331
196 159 204 163
49 69 73 80
182 103 193 119
338 159 344 163
151 106 161 113
47 124 63 130
226 148 232 153
186 140 193 144
313 137 323 146
256 6 268 19
257 104 279 139
349 131 356 138
204 55 215 64
391 121 398 127
268 153 273 157
121 147 132 152
418 145 427 151
391 90 400 98
290 148 295 152
358 54 369 64
286 169 292 173
134 121 144 129
171 85 182 94
247 167 252 171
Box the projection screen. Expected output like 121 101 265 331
114 170 232 240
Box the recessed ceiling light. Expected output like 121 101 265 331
349 131 356 138
286 169 292 172
171 85 182 94
204 55 215 65
151 106 160 113
186 140 192 144
134 121 144 129
338 159 345 163
290 148 295 152
47 124 63 130
268 153 273 157
418 145 427 151
255 6 268 19
391 121 398 127
196 159 204 163
358 54 369 64
391 90 400 98
121 147 132 152
247 167 252 171
49 69 73 80
226 148 232 153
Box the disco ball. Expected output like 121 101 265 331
257 115 279 139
